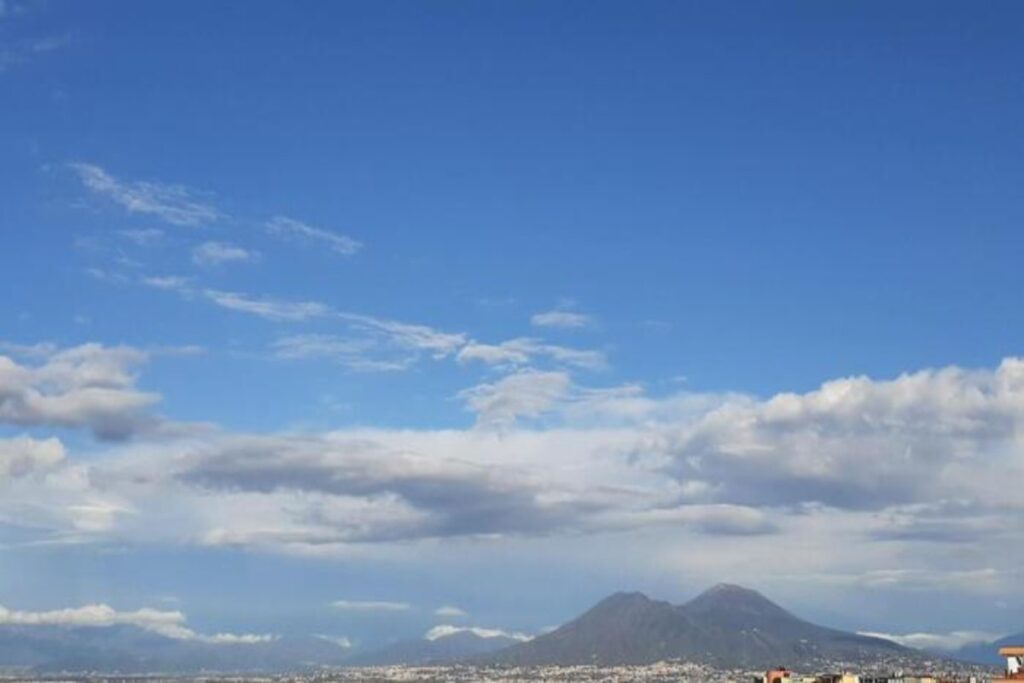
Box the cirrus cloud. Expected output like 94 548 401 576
69 163 220 227
266 215 362 256
530 309 593 329
192 241 259 266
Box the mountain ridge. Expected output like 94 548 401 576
347 630 521 667
954 631 1024 665
485 583 919 669
0 624 351 674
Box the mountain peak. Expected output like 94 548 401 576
580 591 658 619
701 583 764 599
601 591 652 605
683 583 791 620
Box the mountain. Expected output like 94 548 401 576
0 624 351 674
954 632 1023 665
487 583 916 669
348 629 521 666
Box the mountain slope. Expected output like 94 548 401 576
348 630 521 666
489 584 913 669
954 631 1024 665
0 625 351 674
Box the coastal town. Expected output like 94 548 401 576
0 650 1010 683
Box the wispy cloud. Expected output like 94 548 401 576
330 600 411 612
530 309 594 329
0 2 72 73
336 313 466 358
315 634 353 648
139 276 467 367
192 241 259 266
266 215 362 256
69 163 220 227
142 275 192 291
434 605 467 618
85 267 130 285
204 289 330 322
271 335 412 372
458 370 573 429
457 337 606 370
117 228 165 247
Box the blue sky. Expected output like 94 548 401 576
1 0 1023 652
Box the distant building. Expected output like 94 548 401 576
995 646 1024 683
816 674 859 683
761 667 794 683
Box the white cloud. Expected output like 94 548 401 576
139 277 469 366
271 334 412 372
0 342 159 439
192 241 258 266
203 632 277 644
336 313 466 358
458 370 573 428
315 634 353 648
330 600 410 612
860 630 1002 652
530 310 593 329
143 275 192 291
434 605 467 618
68 501 129 533
457 337 605 370
268 317 465 372
660 358 1024 510
0 435 65 478
0 603 273 644
204 289 330 322
455 373 723 430
3 342 1024 613
424 624 531 642
266 215 362 256
69 163 220 227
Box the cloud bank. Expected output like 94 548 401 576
2 338 1022 607
0 603 273 644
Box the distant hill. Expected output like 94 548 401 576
486 583 918 669
0 624 350 674
348 629 522 666
954 632 1024 665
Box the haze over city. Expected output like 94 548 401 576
1 0 1023 671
